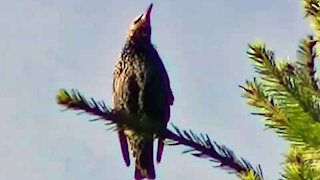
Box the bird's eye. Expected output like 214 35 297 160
134 14 143 24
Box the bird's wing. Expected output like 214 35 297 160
144 48 174 162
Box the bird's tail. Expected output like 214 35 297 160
118 130 130 166
156 139 165 163
134 139 155 180
156 107 171 163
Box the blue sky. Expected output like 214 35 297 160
0 1 312 179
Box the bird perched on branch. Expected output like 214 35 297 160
112 3 174 180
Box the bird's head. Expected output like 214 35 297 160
128 3 153 43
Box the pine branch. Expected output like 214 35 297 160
297 36 318 90
239 79 289 136
304 0 320 36
57 89 159 133
57 89 114 121
165 126 263 179
56 89 264 180
281 147 320 180
242 43 320 152
304 0 320 17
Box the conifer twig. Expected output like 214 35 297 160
56 89 263 180
241 43 320 151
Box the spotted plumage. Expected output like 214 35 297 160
112 4 174 180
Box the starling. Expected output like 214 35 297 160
112 3 174 180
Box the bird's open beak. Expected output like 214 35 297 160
145 3 153 20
